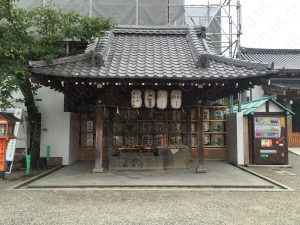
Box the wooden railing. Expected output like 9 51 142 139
288 132 300 147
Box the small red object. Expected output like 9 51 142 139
0 113 19 172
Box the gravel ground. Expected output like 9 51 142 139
249 152 300 191
0 154 299 225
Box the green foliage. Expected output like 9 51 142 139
0 0 115 108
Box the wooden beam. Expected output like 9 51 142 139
196 105 207 173
93 103 104 173
186 109 192 162
107 108 114 158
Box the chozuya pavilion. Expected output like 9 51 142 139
29 26 276 172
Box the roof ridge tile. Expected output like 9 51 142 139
242 47 300 55
29 54 91 68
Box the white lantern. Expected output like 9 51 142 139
157 90 168 109
131 89 142 108
144 90 155 108
170 90 182 109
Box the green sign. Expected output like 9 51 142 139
260 154 269 158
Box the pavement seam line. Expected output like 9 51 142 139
237 166 294 191
8 166 63 190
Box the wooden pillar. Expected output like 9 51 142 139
107 108 114 158
186 109 192 162
93 103 104 173
196 105 207 173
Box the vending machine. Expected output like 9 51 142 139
253 113 288 165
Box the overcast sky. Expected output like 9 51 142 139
185 0 300 49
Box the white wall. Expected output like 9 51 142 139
268 102 285 113
227 112 244 165
35 87 71 165
251 86 265 101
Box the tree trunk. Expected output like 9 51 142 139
18 77 42 169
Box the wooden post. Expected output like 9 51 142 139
186 109 192 162
93 103 104 173
107 108 114 158
196 105 207 173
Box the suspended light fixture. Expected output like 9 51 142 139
144 90 155 108
170 90 182 109
131 89 142 108
157 90 168 109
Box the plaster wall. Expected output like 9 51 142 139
36 87 71 165
268 102 285 113
227 112 244 165
251 86 265 101
255 101 285 113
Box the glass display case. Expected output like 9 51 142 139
191 105 228 149
111 109 187 152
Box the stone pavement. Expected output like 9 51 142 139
289 148 300 156
1 154 299 225
25 160 276 189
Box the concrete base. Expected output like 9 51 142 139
109 153 163 170
195 167 208 173
0 171 5 180
26 160 277 189
158 146 189 169
93 168 104 173
289 148 300 156
47 157 62 167
247 164 292 168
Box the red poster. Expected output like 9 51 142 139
0 140 8 171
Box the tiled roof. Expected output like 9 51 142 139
0 112 21 122
241 47 300 72
29 26 275 81
268 78 300 90
232 96 294 115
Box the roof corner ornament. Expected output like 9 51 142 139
198 54 210 68
267 61 275 70
92 52 104 66
201 27 206 39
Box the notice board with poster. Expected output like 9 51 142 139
253 114 288 165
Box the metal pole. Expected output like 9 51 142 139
228 2 233 57
136 0 139 25
167 0 170 25
238 93 242 112
89 0 93 18
236 0 242 59
229 95 234 113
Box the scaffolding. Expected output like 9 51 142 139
185 0 242 58
17 0 241 57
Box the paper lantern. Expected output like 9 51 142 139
131 89 142 108
170 90 182 109
157 90 168 109
144 90 155 108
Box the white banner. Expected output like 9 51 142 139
6 108 23 162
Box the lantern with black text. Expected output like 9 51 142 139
131 89 142 108
144 90 155 108
170 90 182 109
157 90 168 109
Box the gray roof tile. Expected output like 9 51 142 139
30 26 275 81
241 47 300 72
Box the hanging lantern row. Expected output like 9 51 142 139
53 80 255 88
131 90 182 109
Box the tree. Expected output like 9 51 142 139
0 0 115 168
